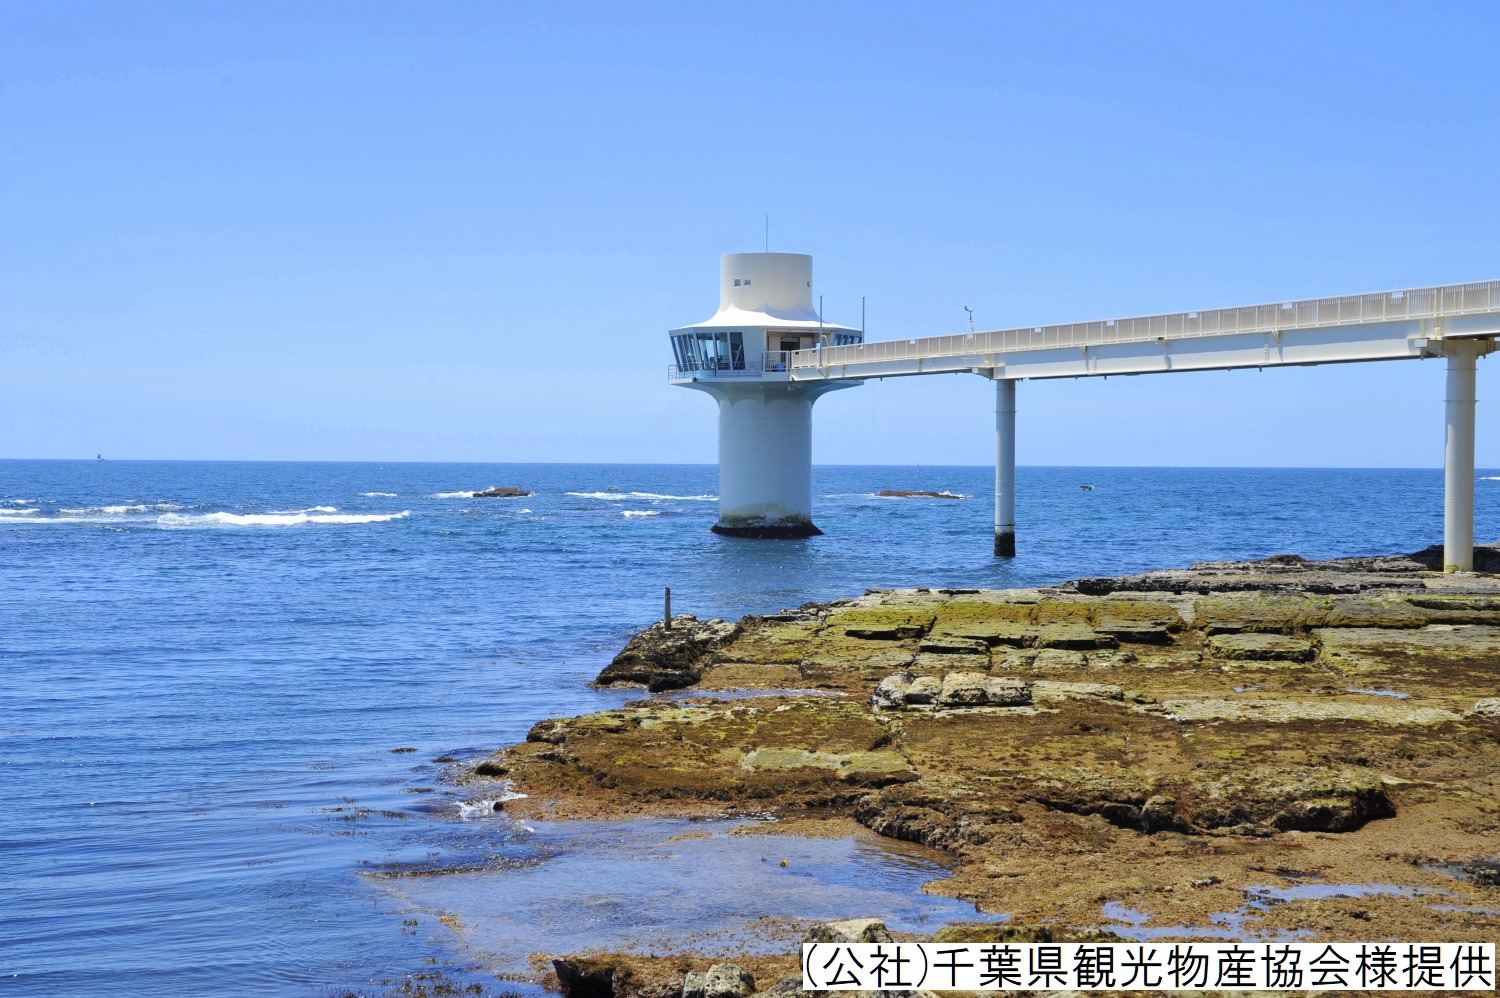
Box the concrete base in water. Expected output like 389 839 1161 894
994 529 1015 557
712 522 823 539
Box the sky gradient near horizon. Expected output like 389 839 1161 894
3 2 1499 467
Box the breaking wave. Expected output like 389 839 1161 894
0 507 40 516
362 492 398 497
620 510 661 518
429 491 478 499
457 786 527 818
58 504 180 516
567 491 716 501
158 510 410 528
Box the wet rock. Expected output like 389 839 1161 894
803 918 894 943
527 719 569 744
554 959 618 998
596 616 739 691
682 964 754 998
1465 858 1500 886
855 783 1022 849
473 486 531 497
1206 632 1316 662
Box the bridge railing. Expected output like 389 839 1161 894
791 279 1500 372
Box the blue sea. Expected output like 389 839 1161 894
2 461 1494 996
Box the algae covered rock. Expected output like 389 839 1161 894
596 616 739 691
1205 632 1316 662
835 608 936 639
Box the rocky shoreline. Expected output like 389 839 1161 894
466 548 1500 995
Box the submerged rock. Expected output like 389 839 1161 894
472 486 531 497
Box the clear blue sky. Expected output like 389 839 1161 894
3 2 1498 466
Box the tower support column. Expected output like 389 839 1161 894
1445 339 1481 572
995 378 1016 557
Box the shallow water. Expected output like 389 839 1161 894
379 818 998 986
2 461 1497 996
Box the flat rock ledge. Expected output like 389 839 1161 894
480 546 1500 956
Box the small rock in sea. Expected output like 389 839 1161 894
682 964 755 998
1470 698 1500 718
876 489 964 499
803 917 895 944
472 486 531 498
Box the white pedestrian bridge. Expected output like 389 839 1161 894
669 258 1499 571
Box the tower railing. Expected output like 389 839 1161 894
668 352 797 381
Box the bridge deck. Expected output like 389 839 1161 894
788 279 1500 382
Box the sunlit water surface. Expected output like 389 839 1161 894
2 461 1494 996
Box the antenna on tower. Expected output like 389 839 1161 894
964 306 975 333
764 215 769 253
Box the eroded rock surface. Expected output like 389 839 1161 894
595 615 740 691
475 550 1500 957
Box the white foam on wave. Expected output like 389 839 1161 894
567 491 716 501
621 510 661 518
58 503 180 516
362 492 398 497
0 507 40 516
429 491 478 499
458 784 527 818
158 510 410 528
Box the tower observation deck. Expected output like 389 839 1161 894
669 259 1500 570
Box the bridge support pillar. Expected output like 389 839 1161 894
1444 339 1481 572
995 379 1016 557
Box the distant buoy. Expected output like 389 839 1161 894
1080 484 1095 491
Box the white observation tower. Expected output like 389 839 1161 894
669 253 862 537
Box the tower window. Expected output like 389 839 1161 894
743 279 751 286
733 279 741 286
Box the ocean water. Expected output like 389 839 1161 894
2 461 1495 996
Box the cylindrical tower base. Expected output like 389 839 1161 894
694 381 849 538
